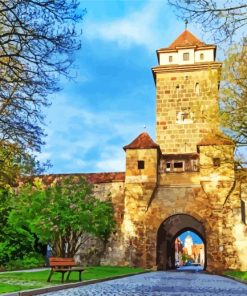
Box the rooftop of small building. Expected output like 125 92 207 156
197 133 235 146
123 132 160 151
157 29 215 52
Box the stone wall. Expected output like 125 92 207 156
155 67 220 154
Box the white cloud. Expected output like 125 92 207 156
95 145 126 172
85 0 167 51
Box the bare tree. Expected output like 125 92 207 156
0 0 84 153
168 0 247 43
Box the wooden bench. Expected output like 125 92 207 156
47 257 84 283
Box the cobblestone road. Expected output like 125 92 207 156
40 271 247 296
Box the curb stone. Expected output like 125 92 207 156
220 274 247 286
1 270 151 296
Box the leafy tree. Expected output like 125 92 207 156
0 142 50 188
0 0 84 152
220 44 247 146
168 0 247 43
9 176 116 258
0 0 83 186
0 188 38 266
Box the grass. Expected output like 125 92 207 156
224 270 247 282
0 266 145 294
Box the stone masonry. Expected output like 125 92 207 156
38 30 247 274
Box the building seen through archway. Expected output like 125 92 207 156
175 231 205 268
157 214 206 270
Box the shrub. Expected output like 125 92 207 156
5 253 45 271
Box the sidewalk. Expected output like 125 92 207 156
0 268 50 274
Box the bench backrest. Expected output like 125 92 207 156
49 257 76 267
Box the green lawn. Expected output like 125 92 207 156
0 266 145 294
224 270 247 282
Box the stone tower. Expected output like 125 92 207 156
152 30 222 154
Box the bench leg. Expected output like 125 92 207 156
47 270 53 282
61 272 66 283
79 271 82 281
66 271 72 281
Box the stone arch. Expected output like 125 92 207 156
156 214 206 270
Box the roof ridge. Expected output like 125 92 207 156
123 132 160 150
168 29 206 49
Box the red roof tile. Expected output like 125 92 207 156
168 30 206 49
21 172 125 186
197 133 235 146
123 132 160 151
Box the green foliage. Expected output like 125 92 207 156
9 176 116 257
220 44 247 146
0 188 40 266
4 253 45 271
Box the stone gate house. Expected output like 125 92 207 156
40 30 247 273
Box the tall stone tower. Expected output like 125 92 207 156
152 30 222 154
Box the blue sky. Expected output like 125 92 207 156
179 231 203 245
38 0 243 174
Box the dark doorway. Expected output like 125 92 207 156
156 214 206 270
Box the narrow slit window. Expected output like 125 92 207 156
200 53 204 60
138 160 145 170
195 82 200 95
241 200 246 224
169 56 173 62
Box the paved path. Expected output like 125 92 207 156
40 271 247 296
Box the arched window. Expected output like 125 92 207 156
195 82 200 95
200 53 204 60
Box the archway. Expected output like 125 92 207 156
156 214 206 270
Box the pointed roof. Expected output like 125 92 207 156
123 132 160 151
197 133 235 147
168 29 206 49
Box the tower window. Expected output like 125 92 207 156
195 82 200 95
138 160 145 170
166 162 171 172
173 161 184 172
241 200 246 224
183 52 189 61
213 158 221 167
169 56 173 62
200 53 204 60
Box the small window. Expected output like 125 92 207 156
174 162 183 169
213 158 221 167
138 160 145 170
183 52 189 61
195 82 200 95
166 162 171 172
169 56 173 62
200 53 204 60
241 200 246 224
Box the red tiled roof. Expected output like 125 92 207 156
123 132 160 151
168 30 206 49
22 172 125 186
197 133 235 146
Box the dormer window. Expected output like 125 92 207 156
200 53 204 60
183 52 189 61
